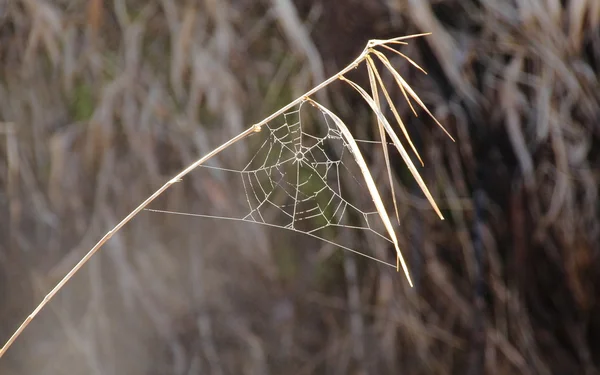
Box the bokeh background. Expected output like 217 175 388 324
1 0 599 374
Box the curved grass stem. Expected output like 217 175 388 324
0 33 445 359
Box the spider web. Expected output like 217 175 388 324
149 101 396 267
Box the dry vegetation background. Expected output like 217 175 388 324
1 0 599 374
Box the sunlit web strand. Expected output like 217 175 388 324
143 208 396 268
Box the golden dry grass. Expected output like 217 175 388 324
1 33 450 357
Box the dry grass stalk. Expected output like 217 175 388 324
0 33 451 359
307 99 413 284
365 55 402 227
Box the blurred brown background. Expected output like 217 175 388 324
1 0 599 374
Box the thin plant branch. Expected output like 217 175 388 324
365 56 402 224
0 33 451 358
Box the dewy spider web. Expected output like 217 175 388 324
0 35 450 359
148 100 397 267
